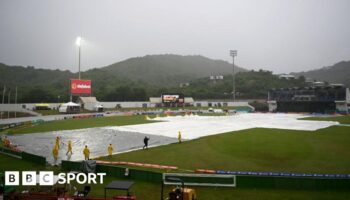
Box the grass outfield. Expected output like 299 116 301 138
0 112 34 119
303 115 350 124
1 154 350 200
35 109 95 116
0 154 46 172
99 126 350 174
3 115 153 134
5 113 346 135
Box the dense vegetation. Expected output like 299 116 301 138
292 60 350 87
97 54 245 86
0 54 332 103
171 70 306 99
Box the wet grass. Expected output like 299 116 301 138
0 112 34 119
0 153 46 172
100 126 350 174
2 114 350 199
35 109 95 116
3 115 154 134
303 115 350 124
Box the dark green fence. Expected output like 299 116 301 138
21 152 46 165
61 161 162 183
61 160 82 171
0 146 22 158
0 147 46 165
59 160 350 190
236 175 350 190
96 164 162 183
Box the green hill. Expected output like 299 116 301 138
0 55 324 103
292 61 350 87
0 55 246 102
91 54 245 87
171 70 307 99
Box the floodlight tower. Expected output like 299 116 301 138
229 50 237 101
76 36 82 79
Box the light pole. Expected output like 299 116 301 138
76 36 82 80
229 50 237 101
1 85 5 119
7 90 10 119
15 86 17 118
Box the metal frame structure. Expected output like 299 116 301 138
229 50 237 101
163 173 236 187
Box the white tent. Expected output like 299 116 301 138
77 97 103 111
58 102 81 113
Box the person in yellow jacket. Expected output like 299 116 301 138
52 145 59 166
66 140 73 155
55 136 60 149
178 131 182 143
83 145 90 160
108 144 113 157
2 136 10 147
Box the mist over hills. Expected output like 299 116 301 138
85 54 245 87
292 61 350 87
1 54 243 87
0 54 245 102
0 54 348 103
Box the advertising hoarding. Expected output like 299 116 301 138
162 94 184 103
70 79 91 94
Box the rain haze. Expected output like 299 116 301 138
0 0 349 73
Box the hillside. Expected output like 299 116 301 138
0 55 317 102
0 55 244 102
171 70 307 99
292 61 350 87
0 63 138 103
95 54 245 87
0 63 75 102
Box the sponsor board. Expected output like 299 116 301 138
162 94 184 103
71 79 91 94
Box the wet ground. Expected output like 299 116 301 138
108 113 338 139
8 128 177 165
7 113 338 165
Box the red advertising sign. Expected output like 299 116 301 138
70 79 91 94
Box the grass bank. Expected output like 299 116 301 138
99 126 350 174
3 115 153 134
303 115 350 124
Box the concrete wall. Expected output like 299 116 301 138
0 103 61 111
335 102 348 114
99 102 151 109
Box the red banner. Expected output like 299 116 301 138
70 79 91 94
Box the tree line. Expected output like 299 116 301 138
0 70 306 103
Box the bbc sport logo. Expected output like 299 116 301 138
5 171 106 186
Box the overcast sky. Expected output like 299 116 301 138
0 0 349 73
